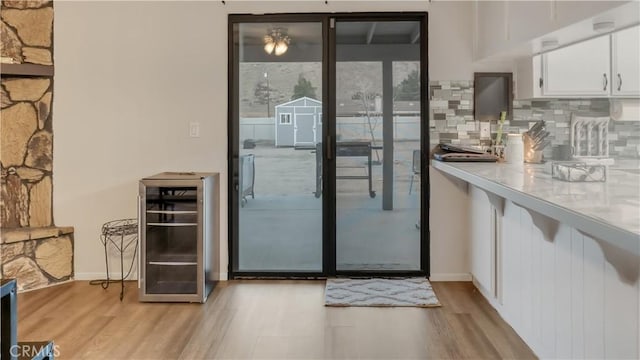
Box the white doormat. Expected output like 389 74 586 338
324 278 441 307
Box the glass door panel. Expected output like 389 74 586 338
233 21 324 272
144 186 198 294
335 21 422 272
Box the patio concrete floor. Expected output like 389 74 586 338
238 141 422 272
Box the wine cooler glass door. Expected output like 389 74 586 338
144 185 200 295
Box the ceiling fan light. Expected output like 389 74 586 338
264 41 275 54
274 41 288 56
264 28 290 56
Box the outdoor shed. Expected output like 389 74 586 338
274 97 322 147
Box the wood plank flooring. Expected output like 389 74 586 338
17 280 536 359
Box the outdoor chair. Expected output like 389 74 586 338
239 154 255 207
409 149 421 194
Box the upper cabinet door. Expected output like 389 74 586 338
514 54 542 100
612 25 640 97
543 35 611 97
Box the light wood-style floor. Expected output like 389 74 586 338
17 280 535 359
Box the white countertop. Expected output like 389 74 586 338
432 160 640 253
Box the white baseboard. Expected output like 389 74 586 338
429 273 472 282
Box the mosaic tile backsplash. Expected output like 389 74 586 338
429 80 640 159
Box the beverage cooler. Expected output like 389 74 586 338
138 172 219 303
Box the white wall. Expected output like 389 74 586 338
54 1 477 280
427 0 474 80
428 167 471 281
55 1 227 279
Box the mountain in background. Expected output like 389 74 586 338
239 62 419 117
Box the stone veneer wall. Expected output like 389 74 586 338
1 78 54 227
429 80 640 159
2 227 73 291
1 0 53 65
1 0 74 291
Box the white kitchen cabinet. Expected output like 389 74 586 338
469 185 497 298
522 25 639 98
477 194 640 359
497 200 640 359
515 54 542 100
612 25 640 97
434 161 640 359
543 35 611 97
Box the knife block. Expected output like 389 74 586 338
524 135 544 163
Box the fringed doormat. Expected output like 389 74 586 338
324 278 441 307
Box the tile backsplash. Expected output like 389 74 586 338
429 80 640 158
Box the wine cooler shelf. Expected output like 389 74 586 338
138 172 220 303
147 252 197 264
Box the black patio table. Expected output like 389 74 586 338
314 141 377 199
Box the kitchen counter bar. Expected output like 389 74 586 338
432 160 640 254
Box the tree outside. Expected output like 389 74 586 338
254 80 283 118
394 69 420 101
351 78 382 161
291 74 317 100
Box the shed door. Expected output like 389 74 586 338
294 113 316 145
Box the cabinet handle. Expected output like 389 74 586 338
539 77 543 89
618 73 622 91
603 73 608 91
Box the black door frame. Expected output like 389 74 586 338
228 12 430 279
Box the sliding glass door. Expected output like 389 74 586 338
333 20 423 272
230 19 326 274
229 14 428 277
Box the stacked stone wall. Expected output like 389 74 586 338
1 0 74 291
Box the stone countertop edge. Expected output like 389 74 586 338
431 161 640 255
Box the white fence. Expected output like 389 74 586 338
240 116 421 143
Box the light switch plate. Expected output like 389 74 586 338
480 122 490 139
189 122 200 138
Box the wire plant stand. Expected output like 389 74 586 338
90 219 138 301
